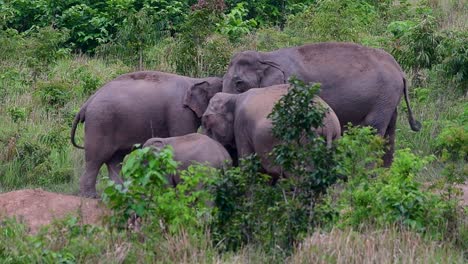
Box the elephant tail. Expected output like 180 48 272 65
70 105 86 149
403 77 422 132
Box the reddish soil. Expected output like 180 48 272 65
0 189 108 234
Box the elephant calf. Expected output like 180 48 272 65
143 133 232 186
202 84 341 179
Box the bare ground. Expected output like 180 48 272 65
0 189 108 234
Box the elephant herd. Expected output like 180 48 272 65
70 42 421 197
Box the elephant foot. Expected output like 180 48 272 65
79 190 98 199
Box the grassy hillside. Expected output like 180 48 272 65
0 0 466 262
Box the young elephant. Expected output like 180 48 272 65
143 133 232 186
202 84 340 178
71 71 222 197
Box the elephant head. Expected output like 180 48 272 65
201 93 236 148
184 77 223 117
223 51 286 94
143 138 166 151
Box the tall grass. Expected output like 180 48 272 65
290 227 466 264
1 218 465 263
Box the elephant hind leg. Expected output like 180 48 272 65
80 161 102 198
106 150 129 185
382 110 397 167
80 132 117 197
362 109 396 167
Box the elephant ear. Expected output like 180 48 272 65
184 81 210 118
258 60 286 87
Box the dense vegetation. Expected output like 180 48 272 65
0 0 466 262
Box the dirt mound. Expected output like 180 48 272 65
0 189 108 234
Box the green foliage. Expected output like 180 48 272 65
321 145 457 236
269 78 336 192
213 79 339 253
103 146 215 235
0 127 73 189
0 216 115 263
435 108 467 200
35 80 72 110
212 155 299 253
23 27 71 76
225 0 314 27
436 30 468 93
287 0 378 43
0 0 467 261
6 106 27 124
390 15 441 74
217 3 257 41
96 9 167 69
334 125 385 178
168 8 229 76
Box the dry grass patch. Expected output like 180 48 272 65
290 227 465 264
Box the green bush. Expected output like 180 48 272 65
390 14 441 85
103 146 216 235
167 9 229 77
96 9 168 69
320 143 458 237
35 80 72 110
436 30 468 94
212 78 338 253
23 27 71 76
217 2 257 42
6 106 27 124
435 108 467 202
0 124 72 190
286 0 378 43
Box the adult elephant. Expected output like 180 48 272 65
202 85 341 179
222 42 421 166
70 71 222 197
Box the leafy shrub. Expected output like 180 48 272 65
212 155 308 253
6 106 27 124
217 3 257 41
286 0 377 43
0 124 73 189
435 108 467 204
320 144 458 237
390 14 441 85
168 7 227 76
269 78 337 193
212 78 338 253
436 30 468 94
103 146 216 235
334 125 385 178
23 27 71 76
225 0 314 27
96 9 168 69
35 80 72 110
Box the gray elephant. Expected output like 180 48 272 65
222 42 421 166
202 84 341 178
70 71 222 197
143 133 232 186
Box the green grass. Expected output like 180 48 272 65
1 218 465 263
0 0 466 262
